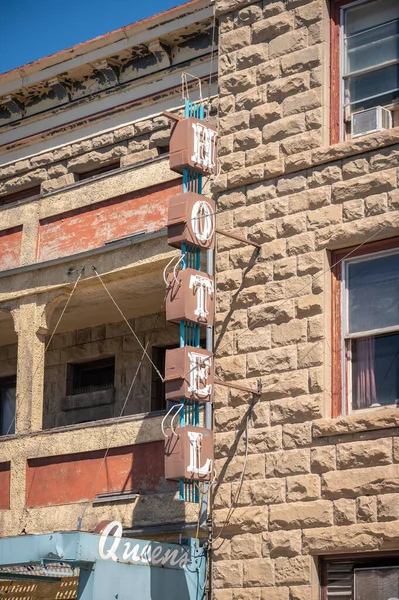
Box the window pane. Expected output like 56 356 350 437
344 64 399 109
345 0 399 37
347 253 399 334
352 333 399 409
345 19 399 74
0 387 16 435
355 567 399 600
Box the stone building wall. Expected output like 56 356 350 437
43 313 177 428
212 0 399 598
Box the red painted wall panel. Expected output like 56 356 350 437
0 226 22 272
26 441 175 507
37 179 181 262
0 462 11 510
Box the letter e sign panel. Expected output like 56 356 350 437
164 346 213 403
165 425 214 481
169 117 218 175
168 192 215 250
166 267 215 326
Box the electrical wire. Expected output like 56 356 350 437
92 267 164 381
6 269 84 436
78 288 168 528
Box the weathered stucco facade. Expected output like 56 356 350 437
212 0 399 598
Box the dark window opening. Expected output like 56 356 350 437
77 161 121 181
67 357 115 395
0 376 16 436
323 555 399 600
157 145 170 155
0 185 41 208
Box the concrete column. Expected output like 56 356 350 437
12 299 48 433
12 291 68 433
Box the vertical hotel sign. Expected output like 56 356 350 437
164 111 217 494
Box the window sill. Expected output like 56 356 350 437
313 407 399 438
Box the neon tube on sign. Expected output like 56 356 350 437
98 521 190 568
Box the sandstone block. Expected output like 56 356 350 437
236 327 271 353
213 590 232 600
342 157 369 179
220 111 250 135
234 129 261 151
322 465 399 499
215 406 247 433
250 220 277 244
263 115 305 143
238 4 263 25
285 151 313 173
295 0 322 25
269 74 309 102
263 370 309 400
281 44 321 75
288 187 331 214
271 394 322 425
266 448 310 477
290 586 312 600
218 189 246 210
287 474 320 501
213 483 232 509
287 233 315 256
296 295 322 317
313 411 399 438
271 320 307 347
285 275 312 299
227 164 264 188
274 556 312 586
248 303 294 328
333 498 356 525
277 215 307 238
264 158 285 178
220 70 257 96
302 522 399 554
357 496 377 523
243 558 274 587
257 60 281 85
214 561 243 589
260 588 289 600
309 367 324 393
252 13 293 42
246 143 280 166
277 173 307 195
231 533 262 559
219 134 234 156
216 453 265 483
307 205 342 230
41 173 76 193
248 426 282 453
236 84 268 111
283 422 312 449
274 257 297 280
236 44 269 70
247 180 276 204
216 354 247 381
336 438 393 470
297 342 323 368
233 589 260 600
270 500 333 531
332 169 396 202
250 103 282 127
280 131 322 155
283 89 322 117
297 252 323 275
377 493 399 521
364 193 388 216
221 27 251 52
213 506 268 533
247 346 297 376
265 197 289 219
221 151 246 173
266 530 302 557
269 29 308 59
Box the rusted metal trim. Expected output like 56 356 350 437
162 110 182 122
216 228 261 249
214 378 261 396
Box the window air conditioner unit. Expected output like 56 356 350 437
351 106 392 138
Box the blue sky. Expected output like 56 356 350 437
0 0 185 74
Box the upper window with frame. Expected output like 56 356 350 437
332 240 399 416
331 0 399 142
0 376 16 436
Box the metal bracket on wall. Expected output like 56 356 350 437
215 378 262 397
216 228 261 251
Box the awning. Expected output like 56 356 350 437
0 523 206 600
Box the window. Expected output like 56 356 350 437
67 357 115 395
323 555 399 600
0 185 41 208
77 161 120 181
0 376 16 436
331 0 399 142
332 240 399 415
